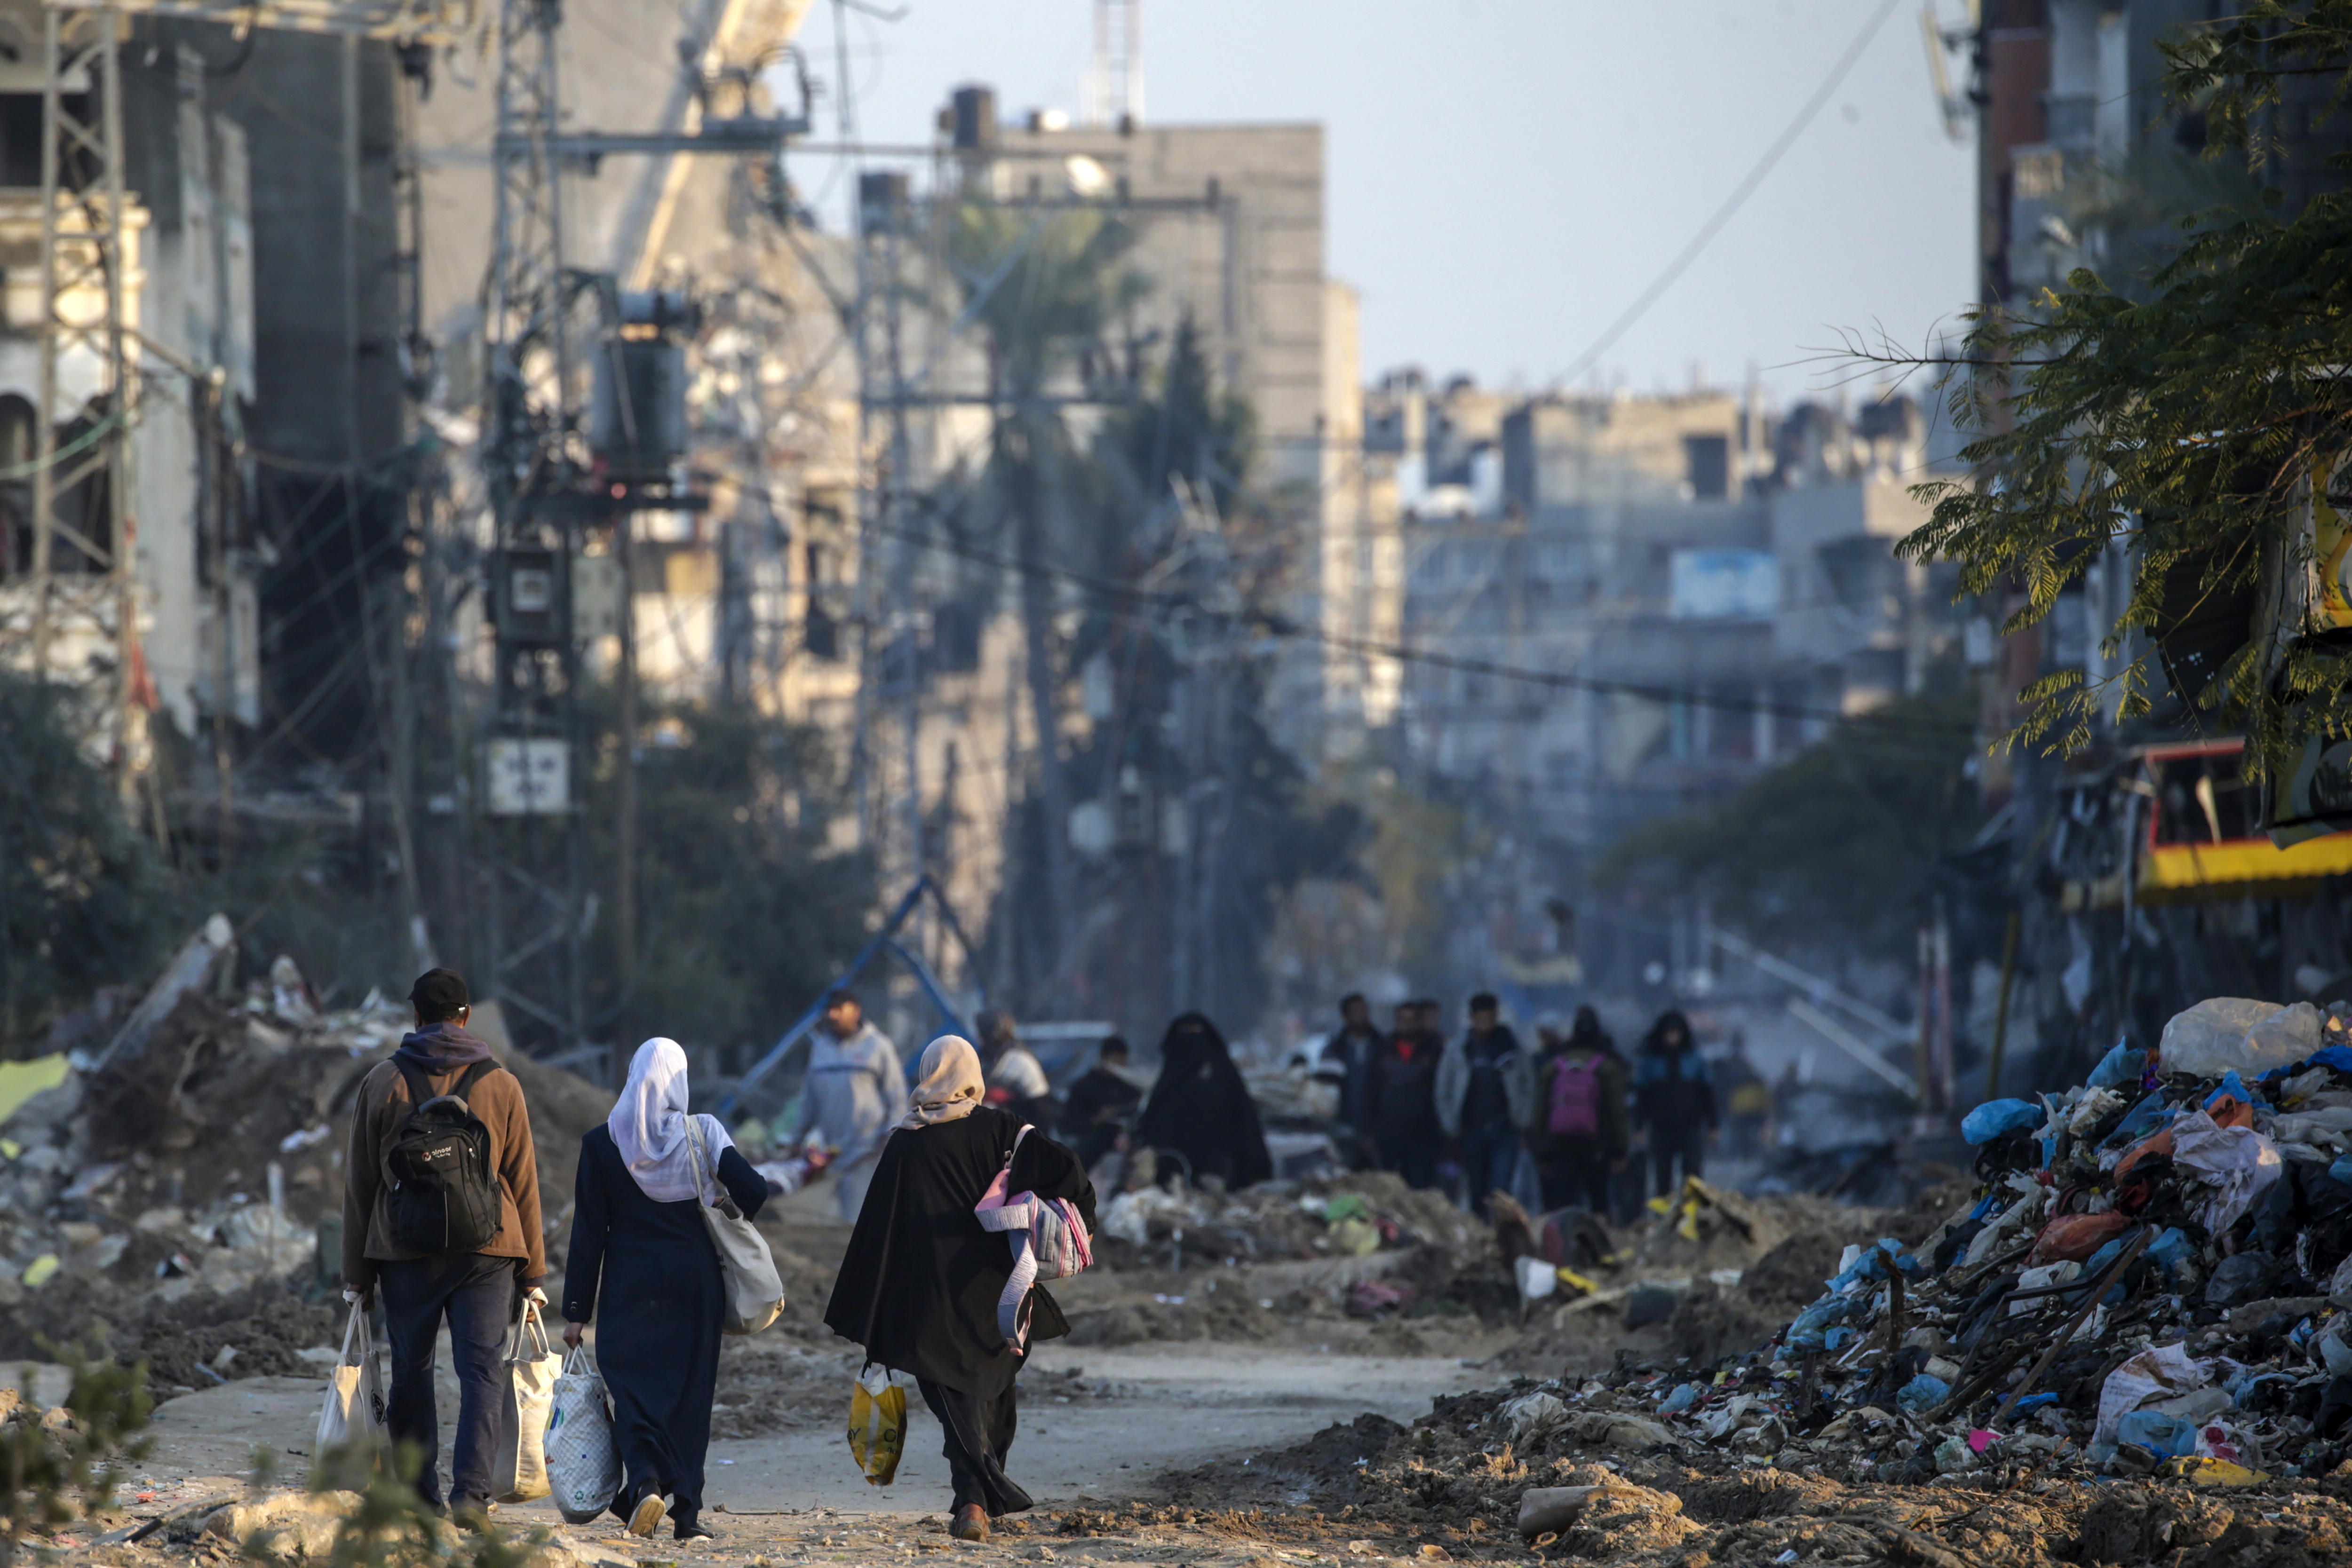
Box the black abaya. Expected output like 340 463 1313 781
562 1125 767 1525
825 1107 1096 1402
1131 1014 1273 1188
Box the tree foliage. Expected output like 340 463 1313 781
1595 689 1982 962
0 678 174 1052
584 698 873 1058
1903 2 2352 772
933 198 1355 1030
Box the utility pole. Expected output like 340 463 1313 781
477 0 803 1057
30 7 136 798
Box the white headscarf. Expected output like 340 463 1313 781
898 1035 986 1130
608 1037 734 1203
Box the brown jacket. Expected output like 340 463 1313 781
342 1056 547 1292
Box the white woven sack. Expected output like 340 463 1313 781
543 1346 620 1523
314 1301 385 1459
494 1301 563 1502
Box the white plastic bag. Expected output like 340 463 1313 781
2161 998 2317 1079
2169 1110 2285 1234
543 1345 620 1523
314 1300 385 1459
2094 1341 2211 1451
493 1301 563 1503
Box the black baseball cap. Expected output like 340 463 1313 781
409 967 470 1022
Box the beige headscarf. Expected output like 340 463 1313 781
899 1034 986 1129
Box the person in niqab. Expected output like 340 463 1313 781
1130 1013 1273 1189
824 1036 1097 1542
563 1038 768 1541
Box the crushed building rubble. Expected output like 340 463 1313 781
0 920 611 1384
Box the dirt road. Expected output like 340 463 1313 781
122 1342 1502 1565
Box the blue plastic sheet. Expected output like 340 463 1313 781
1896 1374 1950 1414
1659 1383 1700 1414
2332 1154 2352 1190
2104 1092 2176 1148
1963 1097 2044 1145
2114 1410 2198 1457
2088 1040 2146 1090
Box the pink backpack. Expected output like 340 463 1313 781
974 1125 1093 1353
1548 1055 1603 1139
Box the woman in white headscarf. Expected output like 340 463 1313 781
824 1035 1097 1543
563 1038 767 1541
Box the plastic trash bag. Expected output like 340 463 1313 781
2116 1410 2198 1457
1896 1374 1949 1413
314 1300 385 1460
2203 1071 2257 1129
2095 1341 2212 1452
2098 1044 2154 1091
2170 1109 2286 1234
1963 1098 2043 1145
493 1301 563 1503
2087 1040 2148 1090
2162 998 2318 1080
848 1362 906 1486
2031 1211 2130 1265
545 1346 621 1524
2203 1251 2280 1308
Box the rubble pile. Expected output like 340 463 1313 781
1138 1379 2352 1568
1489 994 2352 1496
1094 1169 1476 1267
0 924 610 1374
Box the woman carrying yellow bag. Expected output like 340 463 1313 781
824 1036 1097 1542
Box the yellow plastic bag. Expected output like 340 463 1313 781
2158 1456 2269 1488
847 1363 906 1486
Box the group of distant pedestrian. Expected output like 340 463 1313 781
1312 992 1765 1217
335 965 1766 1546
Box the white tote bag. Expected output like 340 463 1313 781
544 1345 621 1524
314 1300 386 1458
686 1119 786 1335
494 1300 564 1502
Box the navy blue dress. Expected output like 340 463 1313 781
562 1124 767 1524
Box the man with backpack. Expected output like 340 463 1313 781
1533 1006 1630 1213
341 969 545 1519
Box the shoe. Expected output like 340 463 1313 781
628 1492 668 1538
674 1519 715 1542
448 1497 496 1530
949 1505 988 1543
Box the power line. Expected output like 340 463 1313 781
870 512 1979 741
1550 0 1908 391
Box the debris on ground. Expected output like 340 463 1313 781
1092 1170 1477 1267
1461 994 2352 1504
0 918 611 1370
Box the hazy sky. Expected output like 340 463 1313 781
789 0 1975 400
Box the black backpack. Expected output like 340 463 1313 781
383 1060 503 1253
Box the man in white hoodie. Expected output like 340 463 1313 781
791 989 906 1219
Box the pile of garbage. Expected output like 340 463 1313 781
0 916 610 1377
1500 994 2352 1489
1094 1167 1475 1267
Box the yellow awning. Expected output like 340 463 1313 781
2140 833 2352 901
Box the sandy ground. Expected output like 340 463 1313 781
114 1342 1503 1566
